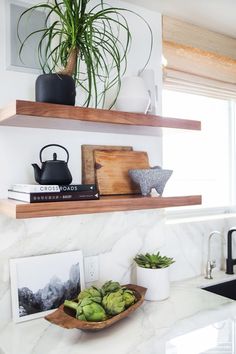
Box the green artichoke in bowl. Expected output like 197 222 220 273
101 281 122 296
64 298 107 322
122 289 136 308
64 280 138 322
102 289 126 316
77 286 102 304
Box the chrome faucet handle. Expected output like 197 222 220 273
205 230 223 279
205 260 216 279
210 260 216 269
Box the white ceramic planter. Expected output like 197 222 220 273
136 266 170 301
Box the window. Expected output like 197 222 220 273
162 16 236 215
162 89 233 209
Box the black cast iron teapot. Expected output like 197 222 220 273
32 144 73 185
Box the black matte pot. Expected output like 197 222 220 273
35 74 76 106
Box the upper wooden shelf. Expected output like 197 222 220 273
0 195 201 219
0 100 201 136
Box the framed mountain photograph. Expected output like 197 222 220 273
10 250 85 322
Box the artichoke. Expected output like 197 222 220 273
64 298 106 322
101 280 122 296
64 299 81 319
122 289 136 308
64 281 137 322
77 286 102 304
77 298 107 322
102 290 126 315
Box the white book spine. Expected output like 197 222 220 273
10 184 60 193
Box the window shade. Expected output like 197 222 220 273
163 16 236 98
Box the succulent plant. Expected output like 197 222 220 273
134 252 175 269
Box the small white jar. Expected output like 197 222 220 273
115 76 150 113
136 266 170 301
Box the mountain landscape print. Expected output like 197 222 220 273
10 251 84 322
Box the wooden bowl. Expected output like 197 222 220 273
45 284 146 331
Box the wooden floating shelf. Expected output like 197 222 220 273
0 100 201 136
0 195 202 219
0 100 202 218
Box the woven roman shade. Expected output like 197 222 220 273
163 16 236 99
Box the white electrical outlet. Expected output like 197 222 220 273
84 256 99 283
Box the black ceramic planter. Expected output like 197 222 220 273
35 74 76 106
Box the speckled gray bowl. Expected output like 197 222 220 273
128 166 173 196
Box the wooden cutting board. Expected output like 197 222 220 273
81 145 133 184
94 150 150 195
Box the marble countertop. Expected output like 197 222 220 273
1 272 236 354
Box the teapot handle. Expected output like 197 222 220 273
40 144 70 163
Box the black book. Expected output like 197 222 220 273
8 190 99 203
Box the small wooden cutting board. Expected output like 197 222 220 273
81 145 133 184
94 150 150 195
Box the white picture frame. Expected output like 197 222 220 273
6 0 47 74
10 250 85 323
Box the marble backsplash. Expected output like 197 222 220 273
1 209 236 330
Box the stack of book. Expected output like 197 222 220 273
8 184 99 203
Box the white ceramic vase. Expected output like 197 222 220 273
136 266 170 301
115 76 150 113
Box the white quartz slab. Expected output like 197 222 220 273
1 272 236 354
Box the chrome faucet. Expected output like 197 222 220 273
205 231 223 279
226 228 236 274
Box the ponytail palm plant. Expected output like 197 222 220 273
18 0 153 108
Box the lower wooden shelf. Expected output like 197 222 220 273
0 195 202 219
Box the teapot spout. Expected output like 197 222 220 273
32 164 42 184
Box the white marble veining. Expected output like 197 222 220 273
1 272 236 354
1 210 236 353
0 214 231 310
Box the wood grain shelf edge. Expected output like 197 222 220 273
0 100 201 131
0 195 202 219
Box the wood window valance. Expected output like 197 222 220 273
163 16 236 97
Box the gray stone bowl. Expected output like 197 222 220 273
128 166 173 196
